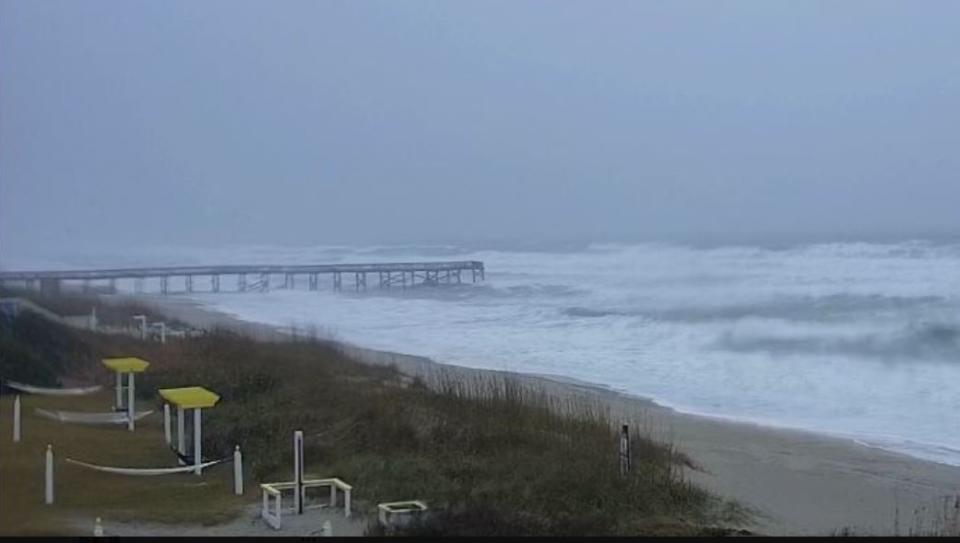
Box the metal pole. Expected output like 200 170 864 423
619 424 631 477
294 430 304 514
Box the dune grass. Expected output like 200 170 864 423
133 330 745 535
1 293 745 536
0 286 185 328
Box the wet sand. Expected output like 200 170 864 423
134 295 960 536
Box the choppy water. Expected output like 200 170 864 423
10 240 960 465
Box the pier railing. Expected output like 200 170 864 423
0 261 485 295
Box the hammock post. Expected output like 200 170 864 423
234 445 243 495
177 407 186 462
127 373 136 431
13 395 21 443
193 408 202 475
45 444 54 505
163 403 171 445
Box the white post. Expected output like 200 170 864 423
115 372 123 410
275 492 282 527
13 395 21 443
329 484 336 509
234 445 243 495
90 306 98 330
294 430 304 514
158 322 166 344
193 408 202 475
93 517 104 537
163 403 172 445
45 444 54 504
321 520 332 537
344 487 351 518
133 315 147 340
127 373 135 431
177 406 185 462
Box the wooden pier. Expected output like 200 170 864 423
0 261 485 295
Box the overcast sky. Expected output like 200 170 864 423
2 0 959 257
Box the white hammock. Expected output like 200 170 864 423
65 457 227 476
6 381 102 396
35 408 154 424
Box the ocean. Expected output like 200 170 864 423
9 240 960 466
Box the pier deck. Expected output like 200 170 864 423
0 261 485 295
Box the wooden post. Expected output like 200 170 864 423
619 424 631 477
294 430 304 514
127 373 135 431
234 445 243 495
13 394 21 443
193 408 202 474
177 406 186 462
115 372 123 409
45 444 54 504
163 403 172 445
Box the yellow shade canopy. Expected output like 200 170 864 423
158 387 221 409
102 357 150 373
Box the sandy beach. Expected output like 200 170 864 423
136 295 960 536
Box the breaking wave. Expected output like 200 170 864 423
10 239 960 466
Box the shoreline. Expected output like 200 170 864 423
131 294 960 536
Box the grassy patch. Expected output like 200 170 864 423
0 392 248 536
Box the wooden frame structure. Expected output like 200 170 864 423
158 386 220 474
378 500 428 528
259 430 352 530
260 478 353 530
102 357 150 431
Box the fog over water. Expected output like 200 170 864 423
2 1 960 254
3 3 960 465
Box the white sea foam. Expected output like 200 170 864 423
9 240 960 466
